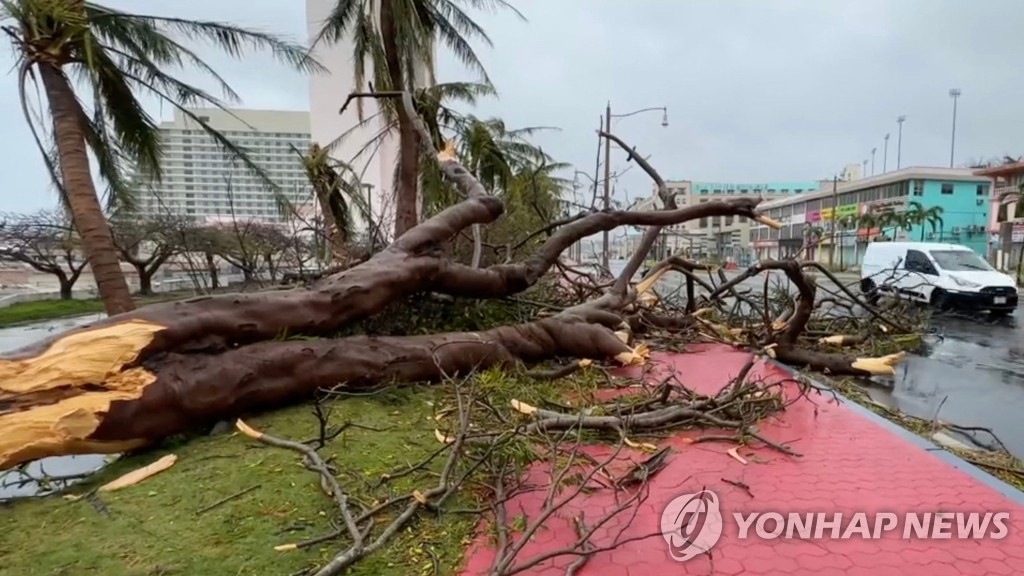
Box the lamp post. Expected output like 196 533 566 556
871 148 877 176
883 134 890 173
862 159 868 178
601 103 669 270
949 89 961 168
896 115 906 169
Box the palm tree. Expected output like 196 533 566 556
920 205 945 241
836 214 857 270
803 225 824 259
904 201 927 240
313 0 524 239
300 143 355 265
3 0 322 314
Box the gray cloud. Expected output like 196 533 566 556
1 0 1022 213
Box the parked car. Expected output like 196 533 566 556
859 241 1018 316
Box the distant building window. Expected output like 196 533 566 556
941 183 954 195
197 116 210 122
713 189 722 194
912 180 923 196
699 218 707 228
977 185 987 196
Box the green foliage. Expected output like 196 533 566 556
337 291 546 338
2 0 323 209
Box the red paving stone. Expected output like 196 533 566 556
460 343 1024 576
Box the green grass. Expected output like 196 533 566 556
0 387 479 576
0 299 106 327
0 364 603 576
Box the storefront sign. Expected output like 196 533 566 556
752 241 777 248
791 211 806 225
1013 222 1024 243
835 204 858 217
820 207 834 221
806 209 821 222
866 198 905 212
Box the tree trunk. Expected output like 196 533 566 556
137 265 153 296
1 95 886 473
38 64 134 315
380 0 420 238
205 252 219 289
58 275 73 300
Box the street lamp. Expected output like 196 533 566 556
949 89 961 168
871 147 877 176
896 115 906 170
862 159 868 178
601 103 669 270
883 133 890 173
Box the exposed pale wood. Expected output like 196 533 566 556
849 352 906 376
0 319 163 395
0 320 164 470
99 453 178 492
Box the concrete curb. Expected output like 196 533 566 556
766 358 1024 507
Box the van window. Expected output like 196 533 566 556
930 250 993 271
904 250 933 273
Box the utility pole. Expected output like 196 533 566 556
896 115 906 169
871 148 877 176
883 134 890 173
829 175 838 268
949 89 961 168
602 103 612 270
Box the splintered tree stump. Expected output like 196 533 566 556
0 311 639 470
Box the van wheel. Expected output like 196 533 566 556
930 289 949 311
860 279 880 306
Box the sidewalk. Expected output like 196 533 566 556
460 344 1024 575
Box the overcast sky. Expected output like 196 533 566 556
2 0 1022 213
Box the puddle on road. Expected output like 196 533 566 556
877 313 1024 458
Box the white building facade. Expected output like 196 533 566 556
306 0 432 240
133 108 312 222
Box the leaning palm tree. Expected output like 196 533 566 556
313 0 524 239
2 0 322 314
300 143 355 266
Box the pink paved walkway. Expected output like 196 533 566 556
461 344 1024 576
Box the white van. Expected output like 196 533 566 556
859 242 1018 316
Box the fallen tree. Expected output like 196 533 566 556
0 92 911 472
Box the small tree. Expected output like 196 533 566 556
110 215 187 295
0 210 87 299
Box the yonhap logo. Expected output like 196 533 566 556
660 489 724 561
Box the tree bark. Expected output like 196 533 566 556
380 0 420 238
137 265 153 296
38 64 135 315
58 277 73 300
8 92 879 473
205 252 219 289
